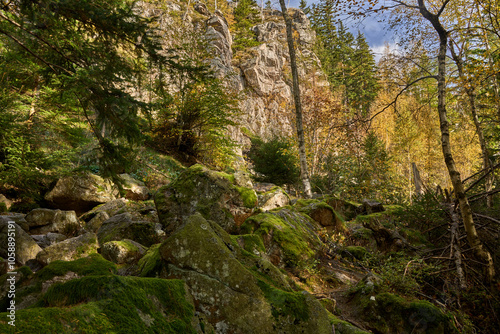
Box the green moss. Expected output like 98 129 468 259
344 246 367 260
1 276 196 334
114 240 140 252
36 254 117 282
233 234 266 254
214 171 235 183
328 313 370 333
257 280 309 322
359 292 457 334
138 244 163 277
236 186 258 208
242 211 317 265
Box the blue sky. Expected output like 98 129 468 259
284 0 398 61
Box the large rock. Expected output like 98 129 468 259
31 232 68 249
0 254 200 333
96 213 159 247
154 164 257 236
101 239 146 264
118 174 150 201
257 186 290 211
0 213 28 232
44 172 119 213
294 199 346 233
0 221 42 265
36 232 99 266
25 208 80 235
241 208 324 267
160 213 331 334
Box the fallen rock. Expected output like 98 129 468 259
0 221 42 265
360 199 385 215
96 213 159 247
45 172 119 213
0 213 28 231
294 199 346 233
85 211 110 232
25 208 80 235
101 239 146 264
257 186 290 211
118 173 150 201
324 196 361 221
154 164 257 236
241 208 324 267
31 232 68 248
80 198 128 222
36 232 99 266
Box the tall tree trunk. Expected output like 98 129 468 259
418 0 495 282
449 42 493 207
278 0 312 198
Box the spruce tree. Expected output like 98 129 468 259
232 0 260 52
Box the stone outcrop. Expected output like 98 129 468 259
45 172 119 213
257 185 290 211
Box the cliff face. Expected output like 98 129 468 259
139 0 328 153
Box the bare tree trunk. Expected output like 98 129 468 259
418 0 495 282
412 162 424 197
449 41 493 207
278 0 312 198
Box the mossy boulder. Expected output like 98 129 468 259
44 172 119 213
0 254 199 333
324 196 361 221
101 239 146 264
294 199 346 233
241 208 324 267
0 221 42 265
159 213 331 333
328 314 371 334
96 212 159 247
36 232 99 266
257 186 290 211
359 292 456 334
154 164 257 236
31 232 68 249
137 243 163 277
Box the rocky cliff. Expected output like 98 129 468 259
139 0 328 153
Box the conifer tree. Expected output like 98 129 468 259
232 0 260 52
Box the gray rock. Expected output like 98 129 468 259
45 172 119 213
101 239 146 264
258 186 290 211
36 232 99 266
118 174 150 201
31 232 68 248
25 208 80 235
0 221 42 265
0 213 28 232
97 213 159 247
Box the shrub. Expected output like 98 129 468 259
247 136 300 187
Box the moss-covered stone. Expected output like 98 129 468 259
241 208 323 267
137 244 163 277
358 292 457 334
96 213 159 247
323 196 361 221
154 164 256 236
343 246 368 260
1 276 197 333
36 232 99 266
159 213 331 333
328 314 371 334
101 239 146 264
294 199 346 232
